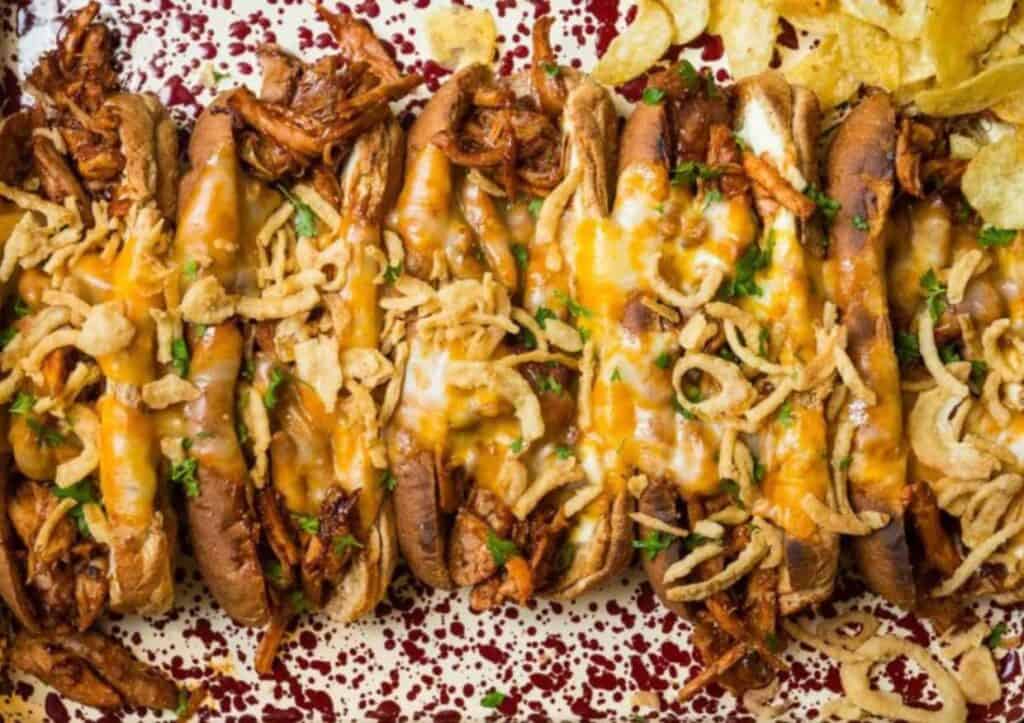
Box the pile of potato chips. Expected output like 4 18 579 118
593 0 1024 120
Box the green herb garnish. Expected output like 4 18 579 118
633 530 671 560
486 530 519 567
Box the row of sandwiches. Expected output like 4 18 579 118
0 2 1017 716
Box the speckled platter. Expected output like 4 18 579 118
0 1 1021 721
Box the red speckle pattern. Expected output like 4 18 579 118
1 1 1022 721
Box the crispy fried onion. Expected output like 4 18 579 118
41 290 91 325
54 403 99 489
742 680 792 720
909 385 999 481
294 336 343 412
919 309 970 396
653 265 724 312
839 636 967 723
629 512 691 539
180 277 237 324
510 308 548 353
537 166 581 247
818 419 890 535
510 456 584 521
239 382 271 487
141 374 200 409
448 361 544 450
678 312 717 352
577 340 595 431
982 368 1011 426
934 517 1024 597
150 309 182 367
29 498 77 578
946 250 986 305
76 301 135 357
238 271 323 321
663 540 726 585
937 473 1024 550
671 353 757 419
939 621 989 660
541 317 583 353
0 184 82 282
958 646 1002 705
982 318 1024 384
665 524 770 602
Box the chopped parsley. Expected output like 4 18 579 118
511 243 528 270
577 326 591 343
509 437 524 454
632 530 671 560
265 560 285 585
610 367 622 382
555 444 573 460
765 631 781 653
535 306 556 329
758 327 769 358
683 384 703 403
970 359 989 389
718 345 740 364
852 214 869 231
895 330 921 365
703 189 723 209
481 691 507 708
289 589 311 614
655 351 672 370
803 184 840 225
705 72 720 98
720 235 774 299
380 469 397 492
719 478 744 508
383 263 403 284
839 455 853 471
0 327 16 350
939 343 961 364
985 622 1008 649
538 374 564 396
293 513 320 535
542 62 560 78
175 690 189 718
13 297 30 318
54 479 98 537
170 457 200 498
182 258 199 281
171 337 190 378
920 268 948 322
677 59 699 89
671 161 722 187
212 68 231 84
263 367 286 409
528 198 544 218
753 459 766 485
777 399 794 428
978 226 1016 248
673 397 695 420
10 391 35 416
554 289 592 319
333 534 364 555
681 532 713 552
27 418 64 448
486 529 519 567
278 186 318 238
642 87 666 105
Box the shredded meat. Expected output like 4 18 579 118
908 482 962 578
32 134 93 225
431 20 564 198
229 11 421 183
706 124 749 199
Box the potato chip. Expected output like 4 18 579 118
979 0 1015 22
782 35 860 108
915 56 1024 116
710 0 780 79
837 15 901 90
661 0 710 45
922 0 1004 85
839 0 927 42
994 93 1024 123
592 0 674 85
424 5 498 69
899 40 936 85
771 1 840 34
962 130 1024 229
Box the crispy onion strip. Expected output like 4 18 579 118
671 353 757 419
919 309 970 396
653 266 724 312
662 542 726 585
840 636 967 723
665 531 768 601
511 456 583 520
946 250 985 305
801 493 889 536
934 518 1024 597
